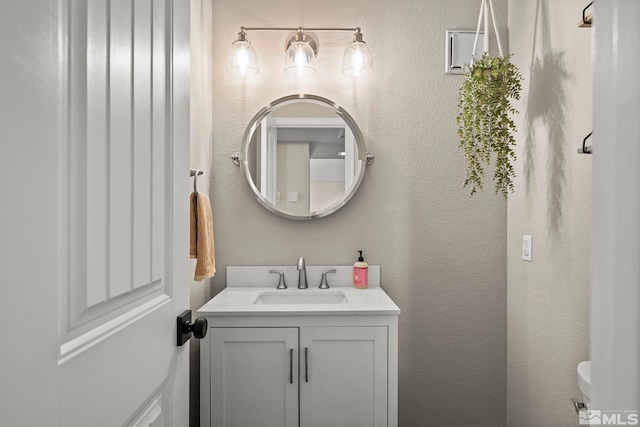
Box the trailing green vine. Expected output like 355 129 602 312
457 53 522 197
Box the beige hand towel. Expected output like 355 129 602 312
190 192 215 281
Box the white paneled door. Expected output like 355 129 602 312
0 0 191 426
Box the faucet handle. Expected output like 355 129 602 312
319 269 337 289
269 270 287 289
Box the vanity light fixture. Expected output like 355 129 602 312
284 29 318 76
341 30 373 76
226 26 373 77
226 28 259 77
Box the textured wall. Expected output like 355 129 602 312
507 0 592 425
191 0 508 425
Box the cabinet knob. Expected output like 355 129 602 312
176 310 208 346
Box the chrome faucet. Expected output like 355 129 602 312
297 257 308 289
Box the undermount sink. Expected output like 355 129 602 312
253 290 348 305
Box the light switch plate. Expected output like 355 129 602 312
522 235 533 262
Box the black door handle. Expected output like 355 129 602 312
176 310 208 346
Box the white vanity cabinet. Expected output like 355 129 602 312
206 324 389 427
198 269 399 427
299 326 388 427
209 327 299 427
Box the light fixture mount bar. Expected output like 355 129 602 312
241 26 361 33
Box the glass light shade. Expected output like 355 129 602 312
226 40 259 77
284 41 316 76
342 41 373 77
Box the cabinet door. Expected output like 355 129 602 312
210 328 299 427
300 327 388 427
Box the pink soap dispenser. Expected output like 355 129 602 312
353 250 368 289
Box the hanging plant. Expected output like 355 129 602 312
456 0 523 197
457 53 522 197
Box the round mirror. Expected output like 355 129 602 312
238 94 370 220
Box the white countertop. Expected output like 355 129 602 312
197 286 400 316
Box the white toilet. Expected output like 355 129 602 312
577 360 592 405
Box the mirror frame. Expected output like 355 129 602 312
238 94 368 220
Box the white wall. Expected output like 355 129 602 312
507 0 592 425
310 159 345 212
192 0 508 425
277 141 311 215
